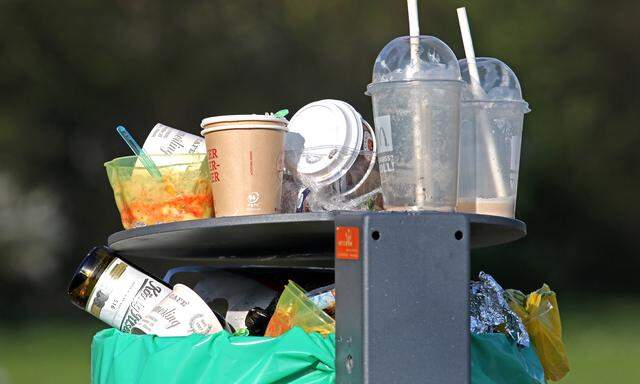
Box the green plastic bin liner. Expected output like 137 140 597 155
92 327 335 384
92 329 543 384
472 333 546 384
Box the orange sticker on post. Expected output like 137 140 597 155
336 226 360 260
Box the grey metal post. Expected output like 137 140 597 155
335 212 470 383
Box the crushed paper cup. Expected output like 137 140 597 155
132 284 223 336
134 124 206 170
144 124 205 156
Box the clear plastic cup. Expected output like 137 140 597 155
457 58 530 218
366 36 463 211
105 154 213 229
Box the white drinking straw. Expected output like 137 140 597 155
407 0 421 70
407 0 420 36
407 0 427 205
456 7 507 197
457 8 480 87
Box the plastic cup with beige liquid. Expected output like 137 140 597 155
200 115 288 217
455 7 529 218
456 58 529 218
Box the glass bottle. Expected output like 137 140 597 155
68 246 171 332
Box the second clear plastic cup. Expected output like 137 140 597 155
457 58 530 218
367 36 463 211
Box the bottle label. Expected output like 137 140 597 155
85 258 171 332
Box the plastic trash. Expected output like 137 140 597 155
92 327 335 384
264 280 335 337
505 285 570 381
104 154 213 229
472 333 546 384
366 34 463 212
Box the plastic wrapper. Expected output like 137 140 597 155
92 327 335 384
505 284 570 381
305 184 383 212
470 272 530 348
264 280 335 337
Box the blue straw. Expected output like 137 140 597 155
116 125 162 180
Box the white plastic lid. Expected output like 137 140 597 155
200 114 288 134
368 36 462 89
285 100 363 186
459 58 528 108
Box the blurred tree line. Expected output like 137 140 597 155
0 0 638 320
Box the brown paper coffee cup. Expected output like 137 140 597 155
201 115 287 217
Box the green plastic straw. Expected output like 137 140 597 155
274 109 289 118
116 125 162 180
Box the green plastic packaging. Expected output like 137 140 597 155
472 333 546 384
92 327 335 384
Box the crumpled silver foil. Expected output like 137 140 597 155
470 271 530 348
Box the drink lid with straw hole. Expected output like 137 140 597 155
285 100 363 186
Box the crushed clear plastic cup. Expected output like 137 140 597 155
368 36 462 87
459 57 528 107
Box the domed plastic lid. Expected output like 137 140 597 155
368 35 462 87
459 58 528 106
285 99 363 186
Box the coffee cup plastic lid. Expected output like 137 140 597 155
200 114 288 134
286 100 363 186
368 35 462 88
459 57 529 109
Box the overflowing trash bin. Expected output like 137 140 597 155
67 3 570 383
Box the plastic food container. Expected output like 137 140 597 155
367 36 463 211
457 58 530 218
105 154 213 229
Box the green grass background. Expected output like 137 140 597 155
0 300 638 383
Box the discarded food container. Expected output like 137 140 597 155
285 99 380 208
105 153 213 229
367 36 463 211
457 58 529 218
200 115 288 217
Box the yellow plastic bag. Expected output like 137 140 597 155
265 281 335 337
505 285 570 381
